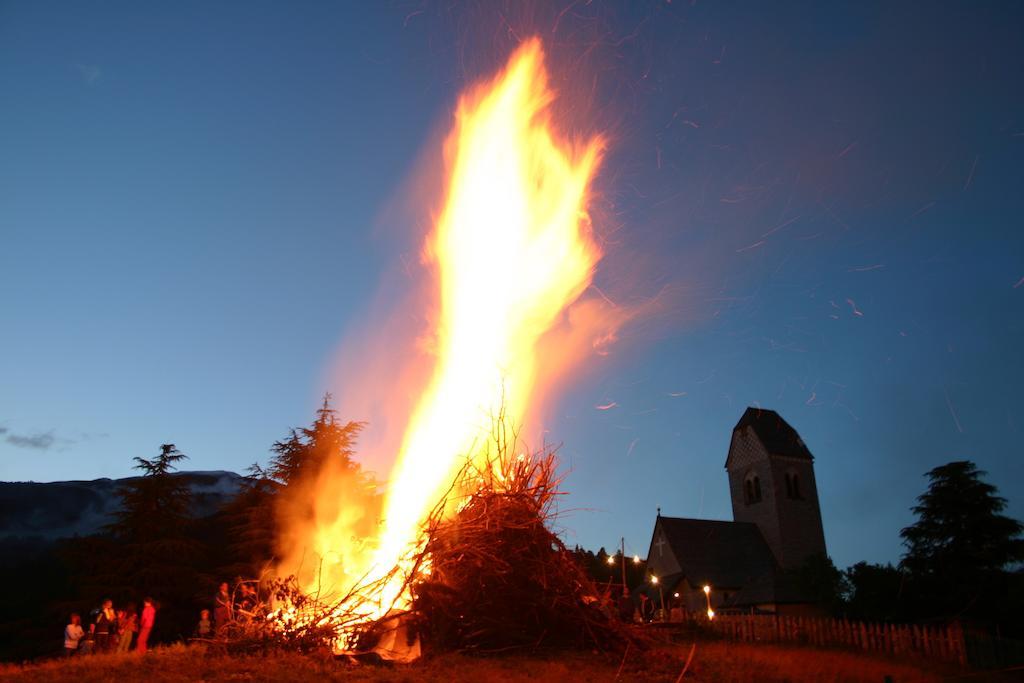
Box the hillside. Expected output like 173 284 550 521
0 471 245 542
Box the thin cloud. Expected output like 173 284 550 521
6 431 57 450
1 424 100 451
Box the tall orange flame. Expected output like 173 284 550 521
370 36 603 599
300 37 604 634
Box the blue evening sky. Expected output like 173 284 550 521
2 1 1022 570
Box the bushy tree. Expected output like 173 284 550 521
844 561 905 621
793 553 849 617
900 460 1024 620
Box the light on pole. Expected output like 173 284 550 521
650 574 665 620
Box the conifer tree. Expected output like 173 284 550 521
269 395 380 580
105 444 204 639
267 394 367 488
220 463 279 578
900 460 1023 619
109 444 192 543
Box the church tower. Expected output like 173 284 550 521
725 407 827 571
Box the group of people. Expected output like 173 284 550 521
599 588 668 624
62 581 251 657
63 597 156 657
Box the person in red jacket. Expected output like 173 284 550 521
135 598 156 653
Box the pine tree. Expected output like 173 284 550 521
266 395 380 580
267 394 366 488
105 444 205 640
109 444 191 544
219 463 279 578
900 460 1024 619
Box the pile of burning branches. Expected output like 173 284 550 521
216 419 637 659
198 566 411 655
389 421 635 655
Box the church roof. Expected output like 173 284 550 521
650 515 811 607
654 516 778 590
733 407 813 461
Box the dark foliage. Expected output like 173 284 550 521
267 395 366 488
573 546 648 595
0 539 73 662
900 461 1024 622
790 553 849 617
218 464 279 579
99 444 205 643
843 561 906 622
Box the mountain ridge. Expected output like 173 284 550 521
0 470 246 542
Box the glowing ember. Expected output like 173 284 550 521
296 37 605 642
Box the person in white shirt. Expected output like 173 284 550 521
64 613 85 657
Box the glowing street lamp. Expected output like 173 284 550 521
633 555 641 564
647 574 665 622
703 584 714 620
606 555 616 566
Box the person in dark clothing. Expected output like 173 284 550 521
92 599 117 653
639 593 654 623
213 582 232 634
616 590 634 622
236 583 257 621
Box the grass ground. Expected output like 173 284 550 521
0 641 982 683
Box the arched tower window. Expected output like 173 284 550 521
785 472 802 500
744 472 762 505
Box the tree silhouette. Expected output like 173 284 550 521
267 395 380 580
268 394 366 488
791 553 849 617
219 463 279 578
844 561 905 622
105 444 205 641
108 444 191 543
900 460 1024 620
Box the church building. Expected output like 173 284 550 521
644 407 828 617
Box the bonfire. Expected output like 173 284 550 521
373 421 632 655
223 36 625 661
214 421 635 659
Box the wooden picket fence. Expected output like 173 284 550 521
696 614 967 665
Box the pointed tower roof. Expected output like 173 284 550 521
727 407 813 467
